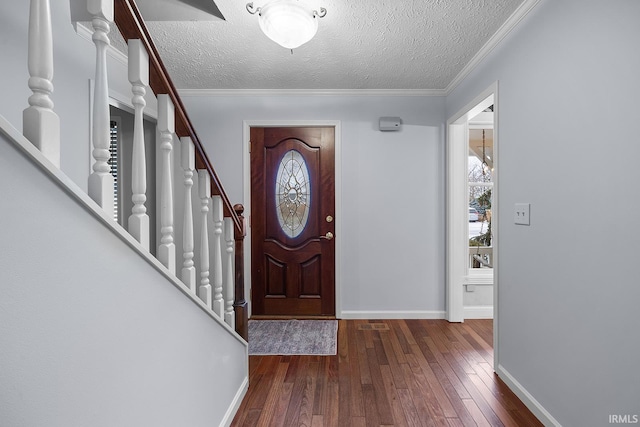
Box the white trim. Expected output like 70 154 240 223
496 365 561 427
0 114 246 346
340 310 446 320
242 120 343 318
464 276 494 286
179 88 446 97
463 306 494 319
445 120 468 323
220 375 249 427
446 82 499 367
445 0 541 94
465 268 494 285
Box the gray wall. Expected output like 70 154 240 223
182 95 447 316
447 0 640 425
0 128 247 427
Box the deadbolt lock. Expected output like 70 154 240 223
326 215 333 223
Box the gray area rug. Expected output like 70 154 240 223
248 319 338 356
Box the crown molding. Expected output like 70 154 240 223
445 0 541 95
178 88 446 97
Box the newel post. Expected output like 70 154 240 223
233 204 248 340
23 0 60 167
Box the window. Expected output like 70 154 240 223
109 120 119 222
275 150 310 238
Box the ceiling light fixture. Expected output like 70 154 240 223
246 0 327 51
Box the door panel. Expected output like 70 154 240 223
251 127 335 316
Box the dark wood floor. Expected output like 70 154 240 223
231 319 542 427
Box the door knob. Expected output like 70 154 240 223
321 231 334 240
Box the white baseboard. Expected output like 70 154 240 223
496 365 561 427
220 375 249 427
464 305 494 319
339 310 446 319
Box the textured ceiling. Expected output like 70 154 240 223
120 0 527 91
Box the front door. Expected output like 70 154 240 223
250 127 335 316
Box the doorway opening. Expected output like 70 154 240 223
446 83 498 365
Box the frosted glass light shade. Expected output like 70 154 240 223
258 0 318 49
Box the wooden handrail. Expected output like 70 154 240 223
113 0 242 234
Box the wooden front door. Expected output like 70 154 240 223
250 127 335 316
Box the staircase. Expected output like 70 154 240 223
0 1 248 425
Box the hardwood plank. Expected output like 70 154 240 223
396 387 425 427
467 373 520 427
367 347 395 425
282 357 310 426
379 326 409 389
283 354 302 383
429 362 477 426
232 320 542 427
311 414 324 427
244 374 271 410
462 398 492 427
407 345 458 419
401 361 438 427
406 320 438 364
347 320 365 417
269 381 294 427
397 319 418 347
445 418 464 427
325 381 339 427
338 355 352 423
387 320 410 363
362 384 380 427
444 353 505 426
255 360 289 427
423 336 471 400
380 364 409 426
297 361 319 427
241 408 261 427
355 320 372 385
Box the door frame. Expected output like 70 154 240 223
446 82 499 368
243 120 342 319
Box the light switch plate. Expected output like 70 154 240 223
514 203 530 225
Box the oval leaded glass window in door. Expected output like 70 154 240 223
275 149 311 238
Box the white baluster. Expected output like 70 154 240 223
157 95 176 274
223 217 236 328
212 195 224 318
23 0 60 167
127 39 149 250
181 137 196 293
198 170 212 308
87 0 114 216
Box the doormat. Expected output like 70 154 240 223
248 319 338 356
